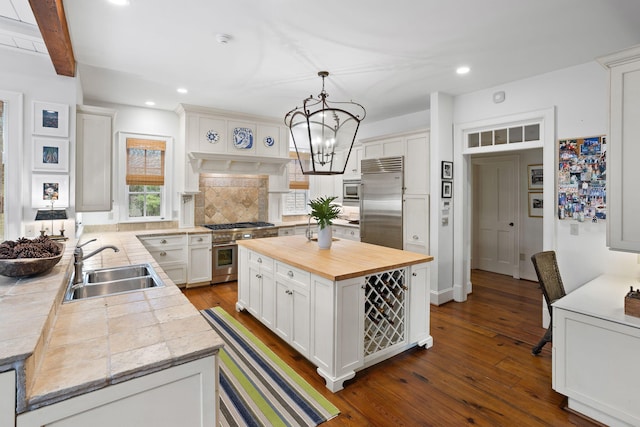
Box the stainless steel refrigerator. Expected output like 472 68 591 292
360 156 404 249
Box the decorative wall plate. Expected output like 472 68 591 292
264 136 275 147
233 127 253 149
206 130 220 144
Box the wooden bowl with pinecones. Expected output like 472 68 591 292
0 237 64 278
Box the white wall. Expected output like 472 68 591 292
519 149 543 281
79 102 181 226
452 61 640 292
358 110 430 140
0 48 78 239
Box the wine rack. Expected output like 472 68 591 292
363 268 407 356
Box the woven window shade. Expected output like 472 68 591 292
289 151 309 190
126 138 166 186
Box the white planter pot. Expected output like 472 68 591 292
317 226 332 249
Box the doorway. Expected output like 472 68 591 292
471 155 519 278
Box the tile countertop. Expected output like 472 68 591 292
0 228 224 414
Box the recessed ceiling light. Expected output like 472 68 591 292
108 0 130 5
145 101 155 106
177 87 188 94
456 66 470 75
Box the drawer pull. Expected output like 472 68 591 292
257 257 262 263
256 274 262 279
160 251 167 256
287 271 294 278
160 239 167 244
286 289 293 295
412 272 417 277
197 237 203 242
413 235 419 240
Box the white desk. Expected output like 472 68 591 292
553 274 640 426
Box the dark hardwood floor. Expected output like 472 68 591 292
183 270 599 426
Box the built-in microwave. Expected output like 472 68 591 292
342 179 361 205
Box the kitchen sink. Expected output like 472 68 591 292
64 263 164 302
84 264 153 284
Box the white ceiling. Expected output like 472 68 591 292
3 0 640 122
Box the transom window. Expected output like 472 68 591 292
466 123 541 150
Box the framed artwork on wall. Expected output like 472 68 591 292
33 101 69 137
441 161 453 179
31 174 69 208
442 181 452 199
528 192 543 217
33 138 69 172
527 164 543 190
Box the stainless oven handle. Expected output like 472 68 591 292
212 242 237 248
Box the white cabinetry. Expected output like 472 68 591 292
187 233 212 286
76 105 116 212
343 146 362 179
16 356 217 427
237 246 431 392
599 46 640 252
1 370 15 427
403 195 429 254
139 234 187 286
331 224 360 241
274 262 311 356
553 275 640 426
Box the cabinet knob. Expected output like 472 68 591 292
350 231 355 235
159 251 166 256
160 239 167 244
256 274 262 279
197 237 203 242
257 258 262 263
287 271 294 278
286 289 293 295
412 272 417 277
413 235 419 240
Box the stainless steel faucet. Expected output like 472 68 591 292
73 239 119 284
306 214 313 241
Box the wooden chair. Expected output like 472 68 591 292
530 251 567 355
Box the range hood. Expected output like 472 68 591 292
188 152 289 176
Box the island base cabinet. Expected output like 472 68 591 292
1 370 15 427
554 307 640 426
17 356 218 427
274 262 311 357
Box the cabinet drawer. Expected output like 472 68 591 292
248 251 273 272
278 227 295 236
189 233 212 246
140 234 187 248
147 247 186 263
275 262 310 289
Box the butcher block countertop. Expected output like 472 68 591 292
238 235 433 281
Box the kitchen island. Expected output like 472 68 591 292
0 230 223 427
236 235 434 392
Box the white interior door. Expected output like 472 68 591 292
472 156 519 277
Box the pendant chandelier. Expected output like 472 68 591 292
284 71 366 175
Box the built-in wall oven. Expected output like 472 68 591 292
343 179 361 206
203 222 278 284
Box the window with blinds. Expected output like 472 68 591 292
285 152 310 215
126 138 165 185
126 138 165 218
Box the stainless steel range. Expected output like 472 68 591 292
202 222 278 284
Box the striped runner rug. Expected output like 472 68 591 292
201 307 340 427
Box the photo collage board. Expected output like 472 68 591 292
557 135 606 221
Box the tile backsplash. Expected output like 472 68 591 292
195 173 268 225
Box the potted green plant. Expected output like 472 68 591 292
308 196 341 249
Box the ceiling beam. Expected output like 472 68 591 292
28 0 75 77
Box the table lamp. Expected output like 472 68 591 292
35 206 68 241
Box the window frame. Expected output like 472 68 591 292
117 132 173 222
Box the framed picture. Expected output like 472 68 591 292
528 192 543 217
527 164 543 190
32 174 69 208
33 138 69 172
442 181 453 198
441 161 453 180
33 101 69 137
